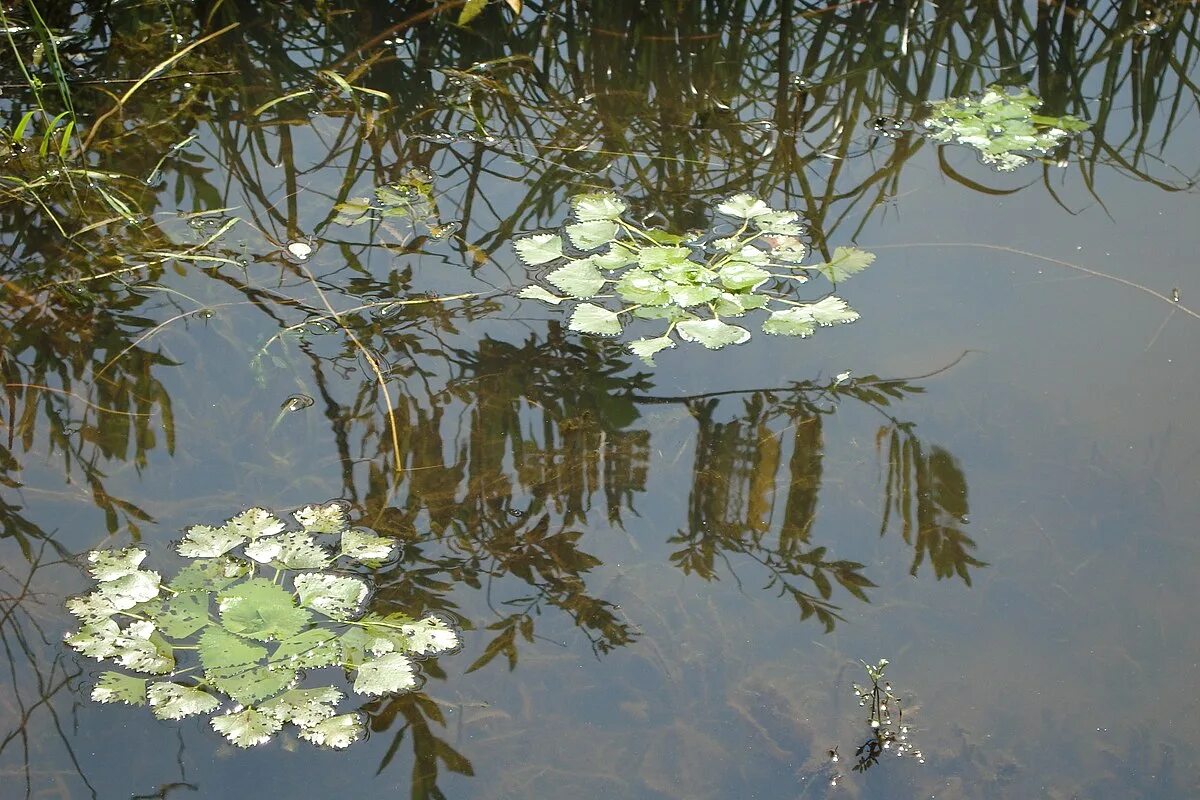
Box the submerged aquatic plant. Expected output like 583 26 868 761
827 659 922 788
923 85 1090 171
64 503 460 749
515 193 874 365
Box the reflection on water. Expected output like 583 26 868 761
1 0 1199 798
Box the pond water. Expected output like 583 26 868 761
2 1 1199 798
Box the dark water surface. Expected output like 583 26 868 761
2 2 1199 798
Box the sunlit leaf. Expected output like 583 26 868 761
591 241 637 270
244 532 331 570
667 283 721 307
565 220 618 250
753 210 804 235
219 578 311 642
92 672 147 705
717 261 771 291
458 0 487 25
502 0 523 13
711 236 742 251
168 556 251 593
147 682 220 720
260 687 342 728
66 591 121 623
112 621 175 674
353 652 418 696
676 319 752 349
211 708 281 748
514 233 563 266
804 295 861 325
87 547 147 582
339 528 397 562
157 591 211 638
546 259 606 298
293 573 368 620
225 508 286 540
615 269 671 306
568 303 623 335
400 616 460 656
637 245 690 271
65 618 122 659
717 193 773 219
177 524 244 558
98 570 162 610
761 308 816 337
632 305 696 323
293 503 347 534
712 292 769 317
570 193 627 221
812 246 875 283
517 285 566 305
298 713 365 749
628 336 675 366
271 629 341 669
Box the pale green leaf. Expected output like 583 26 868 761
590 241 637 270
514 233 563 266
66 590 121 623
353 652 418 696
568 303 623 336
201 626 297 705
333 197 372 226
812 246 875 283
91 672 147 705
211 708 281 748
717 261 771 291
260 687 342 728
545 259 606 298
676 319 752 349
65 618 122 659
219 578 312 642
628 336 676 366
761 308 816 337
298 713 364 749
458 0 487 25
642 229 686 245
803 295 861 325
177 524 245 558
112 621 175 674
753 210 804 235
86 547 147 582
244 532 331 570
667 283 721 308
570 193 627 221
337 626 372 669
717 193 773 219
637 245 690 271
659 261 716 285
157 591 211 638
711 236 742 251
631 306 696 323
768 238 811 264
292 503 347 534
271 629 342 669
97 570 162 610
339 527 398 562
293 573 368 619
565 220 619 250
517 285 566 305
727 245 770 265
199 626 266 673
614 269 671 306
225 508 286 540
147 682 220 720
168 556 251 593
400 616 460 656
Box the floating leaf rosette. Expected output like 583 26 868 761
64 503 460 749
515 192 874 364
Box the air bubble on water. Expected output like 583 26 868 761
280 394 314 413
790 75 815 90
285 239 315 262
303 317 336 334
182 82 192 89
868 116 905 138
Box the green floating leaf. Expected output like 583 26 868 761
219 578 312 642
157 591 211 638
514 233 563 266
112 621 175 674
92 672 147 705
211 708 282 748
292 503 347 534
177 524 245 558
271 629 342 669
676 319 752 350
718 262 771 292
517 285 566 305
761 308 816 337
98 571 162 611
804 295 861 325
293 573 368 620
353 652 418 696
717 193 773 219
546 259 606 299
65 618 122 659
571 193 628 221
66 591 120 623
333 197 373 226
260 687 342 728
87 547 147 582
400 616 460 656
591 241 637 270
628 336 676 366
753 210 805 235
637 245 690 271
812 246 875 283
713 291 768 317
565 220 618 251
615 269 671 306
168 556 251 593
632 306 696 323
298 713 365 749
339 528 397 562
225 508 286 540
666 282 721 308
147 682 220 720
568 303 623 336
244 532 331 570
